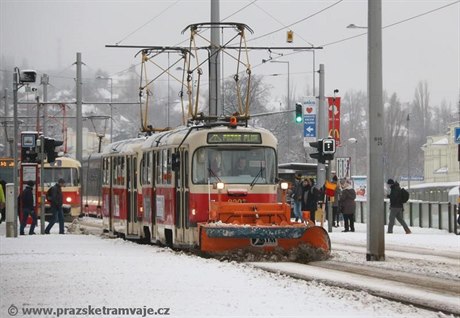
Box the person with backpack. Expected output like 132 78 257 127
386 179 411 234
45 178 66 234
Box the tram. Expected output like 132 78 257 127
90 119 330 255
40 157 82 220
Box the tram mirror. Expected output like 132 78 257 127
171 153 180 171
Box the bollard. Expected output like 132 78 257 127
5 183 18 237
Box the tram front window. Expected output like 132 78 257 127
44 168 79 187
192 147 276 184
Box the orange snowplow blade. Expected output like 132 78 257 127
199 223 330 254
200 200 331 256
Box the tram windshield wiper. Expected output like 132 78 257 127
208 167 222 183
250 165 265 189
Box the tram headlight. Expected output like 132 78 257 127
66 197 72 203
280 182 288 190
216 182 225 190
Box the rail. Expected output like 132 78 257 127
353 200 459 234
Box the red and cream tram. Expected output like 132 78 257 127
96 120 330 254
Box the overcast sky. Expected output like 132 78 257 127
1 0 459 109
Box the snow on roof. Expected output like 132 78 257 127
432 137 448 145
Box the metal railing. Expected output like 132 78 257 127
354 201 459 234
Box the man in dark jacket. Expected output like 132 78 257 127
19 180 37 235
387 179 411 234
45 178 65 234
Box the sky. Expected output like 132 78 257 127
1 220 458 317
1 0 459 109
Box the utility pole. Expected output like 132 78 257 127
316 64 326 188
366 0 385 261
209 0 221 117
39 74 49 234
75 52 83 163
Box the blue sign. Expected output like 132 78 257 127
304 115 316 138
455 127 460 144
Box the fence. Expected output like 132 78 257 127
354 200 459 234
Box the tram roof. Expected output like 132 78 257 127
102 137 147 154
141 124 276 150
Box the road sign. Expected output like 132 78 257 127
454 127 460 144
336 157 350 179
303 96 317 146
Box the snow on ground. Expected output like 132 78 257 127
0 220 458 318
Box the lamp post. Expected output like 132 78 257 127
407 113 410 190
96 76 113 143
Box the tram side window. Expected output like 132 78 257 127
156 151 162 185
102 158 109 185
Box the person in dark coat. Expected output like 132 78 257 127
292 174 304 222
302 178 320 223
339 179 356 232
387 179 411 234
45 178 65 234
19 180 37 235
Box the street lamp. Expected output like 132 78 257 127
347 137 358 176
96 76 113 143
346 24 368 29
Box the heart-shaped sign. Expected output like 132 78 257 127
306 107 313 113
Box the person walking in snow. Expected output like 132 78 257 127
45 178 66 234
386 179 411 234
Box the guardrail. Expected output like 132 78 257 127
354 201 459 234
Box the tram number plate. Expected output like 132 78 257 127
250 238 278 247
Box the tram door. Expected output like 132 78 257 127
175 150 189 243
127 155 138 236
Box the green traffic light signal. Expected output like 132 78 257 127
295 103 302 123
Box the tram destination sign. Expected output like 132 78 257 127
207 132 262 144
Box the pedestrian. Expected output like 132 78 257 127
302 178 320 223
332 175 341 227
45 178 66 234
339 179 356 232
386 179 411 234
19 180 37 235
292 174 303 222
0 179 5 224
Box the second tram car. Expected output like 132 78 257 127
88 120 330 255
40 157 82 220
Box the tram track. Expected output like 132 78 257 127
74 218 460 314
250 245 460 316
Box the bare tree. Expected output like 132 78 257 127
383 92 409 180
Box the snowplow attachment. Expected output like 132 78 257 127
199 223 331 255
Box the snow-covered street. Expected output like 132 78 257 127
0 220 459 318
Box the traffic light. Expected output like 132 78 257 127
309 139 324 163
44 137 63 163
295 102 303 123
322 138 336 155
309 138 336 164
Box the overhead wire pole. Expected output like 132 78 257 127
75 52 83 163
210 0 221 117
316 64 326 188
366 0 385 261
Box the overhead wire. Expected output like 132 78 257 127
115 0 182 45
246 0 344 43
321 0 459 47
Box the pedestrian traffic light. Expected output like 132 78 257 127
322 138 336 154
44 137 63 163
295 102 302 123
309 138 335 164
